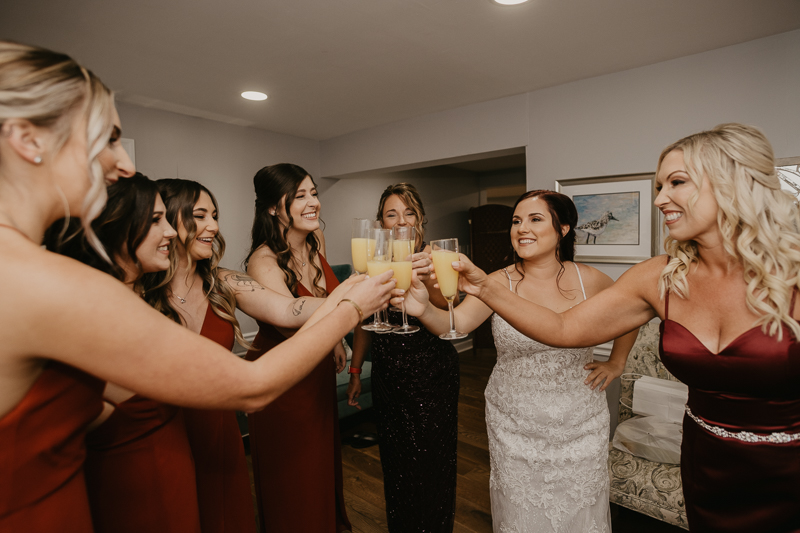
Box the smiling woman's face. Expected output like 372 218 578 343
177 191 219 261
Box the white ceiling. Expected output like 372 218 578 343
3 0 800 141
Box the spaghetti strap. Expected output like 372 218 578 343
665 290 670 320
791 289 798 316
573 263 587 301
501 268 513 291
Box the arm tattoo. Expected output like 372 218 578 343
292 298 308 316
224 272 265 293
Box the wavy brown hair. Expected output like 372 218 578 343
142 179 248 348
376 183 426 252
46 173 160 294
245 163 325 297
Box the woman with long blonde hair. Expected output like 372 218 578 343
0 41 392 532
426 123 800 532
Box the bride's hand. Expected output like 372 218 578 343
452 254 489 298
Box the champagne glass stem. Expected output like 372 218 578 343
447 298 456 334
402 300 409 328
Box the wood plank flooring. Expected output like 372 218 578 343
249 347 686 533
340 348 496 533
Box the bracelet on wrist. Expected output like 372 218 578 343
338 298 363 321
347 366 362 375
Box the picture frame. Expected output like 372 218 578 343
555 173 658 264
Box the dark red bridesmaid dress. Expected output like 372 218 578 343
660 291 800 532
84 395 201 533
245 254 351 533
0 361 104 532
182 303 257 533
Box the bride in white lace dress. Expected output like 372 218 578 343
402 190 637 532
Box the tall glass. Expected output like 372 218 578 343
431 238 467 340
391 226 419 334
351 218 373 275
362 228 394 333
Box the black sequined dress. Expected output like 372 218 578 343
371 307 460 533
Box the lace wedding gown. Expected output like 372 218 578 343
486 266 611 533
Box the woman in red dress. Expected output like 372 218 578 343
426 123 800 532
0 41 393 533
144 178 358 533
47 174 205 533
244 164 351 533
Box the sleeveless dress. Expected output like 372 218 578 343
371 307 460 532
245 254 351 533
84 396 201 533
486 264 611 533
659 291 800 533
0 361 104 532
182 303 257 533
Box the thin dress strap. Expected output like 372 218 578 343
502 268 513 291
791 288 798 316
573 263 587 301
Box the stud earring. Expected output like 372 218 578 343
269 210 276 216
33 156 42 164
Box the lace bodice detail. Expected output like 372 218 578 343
485 265 610 532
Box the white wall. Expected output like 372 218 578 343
319 167 481 266
321 29 800 188
116 102 319 334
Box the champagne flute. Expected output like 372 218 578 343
362 228 395 333
391 226 418 334
351 218 372 275
431 238 467 340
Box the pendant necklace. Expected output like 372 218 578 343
173 275 197 304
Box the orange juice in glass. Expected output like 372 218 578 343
351 219 373 274
361 227 394 332
391 226 419 334
431 238 467 340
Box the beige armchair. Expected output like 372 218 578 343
607 321 689 530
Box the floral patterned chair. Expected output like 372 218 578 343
607 321 689 529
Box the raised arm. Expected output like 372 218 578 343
455 254 662 348
219 269 327 329
5 247 393 414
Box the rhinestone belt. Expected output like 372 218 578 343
686 406 800 444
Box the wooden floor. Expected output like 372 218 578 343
335 346 687 533
340 348 496 533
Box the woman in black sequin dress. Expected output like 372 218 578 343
347 183 460 533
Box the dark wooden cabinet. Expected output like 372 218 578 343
468 204 513 349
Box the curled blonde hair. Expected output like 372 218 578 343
0 41 115 258
657 123 800 340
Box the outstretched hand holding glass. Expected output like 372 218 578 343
430 238 467 340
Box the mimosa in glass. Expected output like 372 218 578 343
351 218 373 274
362 227 394 333
391 226 418 334
431 238 467 340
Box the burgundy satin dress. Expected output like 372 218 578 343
84 396 201 533
660 291 800 532
245 254 351 533
0 362 104 532
182 303 257 533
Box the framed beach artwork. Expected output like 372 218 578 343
555 173 658 264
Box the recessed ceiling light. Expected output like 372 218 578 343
241 91 268 101
492 0 529 4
